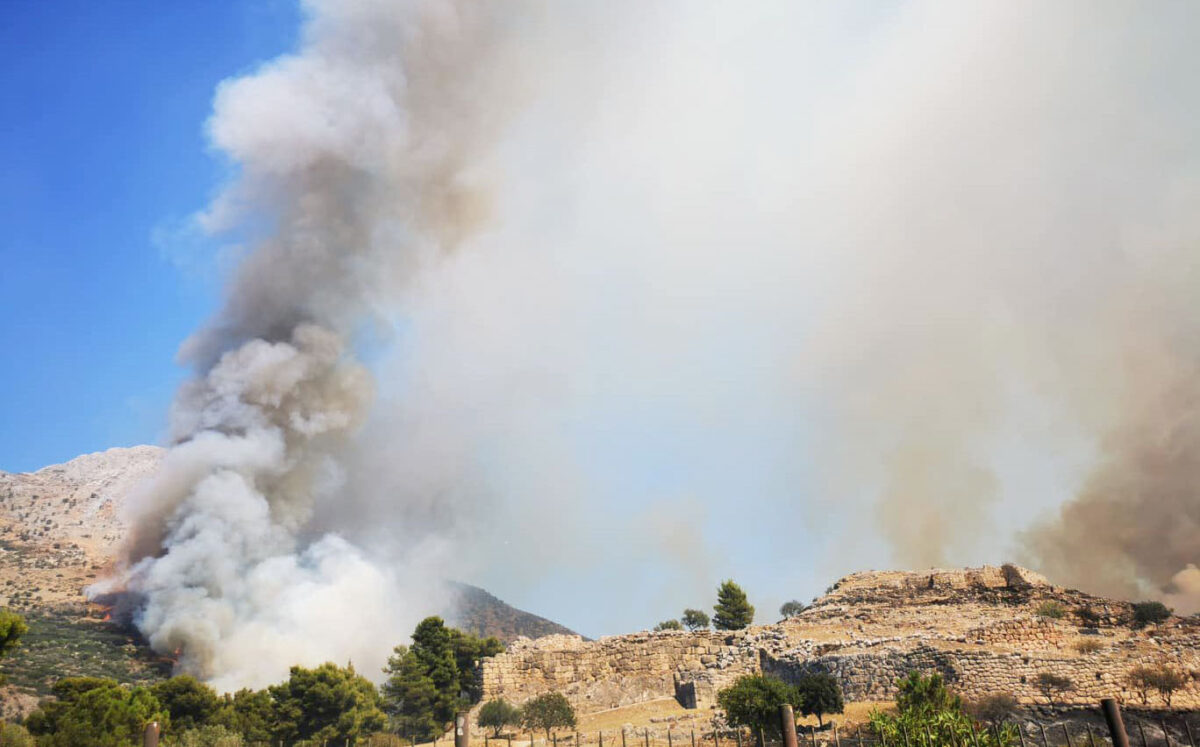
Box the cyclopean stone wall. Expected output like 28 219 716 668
480 566 1200 714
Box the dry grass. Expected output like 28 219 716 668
578 698 699 732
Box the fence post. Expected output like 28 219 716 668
646 730 650 747
1087 726 1097 747
670 731 674 747
1040 724 1051 747
834 724 841 747
1161 722 1172 747
143 721 160 747
1139 722 1149 747
623 731 627 747
458 711 471 747
780 705 800 747
1065 724 1074 747
1184 720 1196 747
1103 701 1131 747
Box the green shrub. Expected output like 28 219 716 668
869 673 1017 747
0 721 35 747
795 673 843 728
1035 601 1066 620
1131 602 1172 628
1072 639 1103 654
654 619 683 632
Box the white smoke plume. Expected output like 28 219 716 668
99 0 530 691
107 0 1200 686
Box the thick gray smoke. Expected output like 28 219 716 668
98 0 527 690
105 0 1200 687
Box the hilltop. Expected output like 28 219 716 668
482 565 1200 720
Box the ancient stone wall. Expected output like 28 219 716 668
480 631 760 710
480 567 1200 715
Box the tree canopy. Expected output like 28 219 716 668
779 601 806 619
26 677 167 747
149 675 222 733
520 692 576 737
713 580 754 630
795 673 843 727
479 698 522 736
269 662 386 743
716 674 798 740
0 609 27 659
654 619 683 632
682 609 710 631
382 616 505 740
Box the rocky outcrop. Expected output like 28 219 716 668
481 566 1200 713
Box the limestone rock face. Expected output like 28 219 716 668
482 565 1200 713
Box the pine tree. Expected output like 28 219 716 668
713 580 754 630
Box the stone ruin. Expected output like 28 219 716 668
481 566 1200 714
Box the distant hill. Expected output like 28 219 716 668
447 581 579 642
0 446 578 710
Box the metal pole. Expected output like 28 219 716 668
1103 700 1131 747
780 705 800 747
646 730 651 747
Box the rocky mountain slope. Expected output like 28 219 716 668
0 446 576 702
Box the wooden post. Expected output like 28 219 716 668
623 731 628 747
458 711 471 747
1161 722 1172 747
1040 724 1050 747
1139 722 1149 747
1065 724 1074 747
1087 725 1097 747
834 724 841 747
693 731 697 747
780 705 800 747
1102 700 1131 747
670 731 674 747
1183 720 1196 747
143 721 160 747
646 730 650 747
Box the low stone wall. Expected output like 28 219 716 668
480 632 760 711
766 642 1200 708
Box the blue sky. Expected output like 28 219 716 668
0 2 298 472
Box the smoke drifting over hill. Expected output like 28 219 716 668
106 0 1200 688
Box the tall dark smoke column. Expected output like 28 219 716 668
93 0 520 690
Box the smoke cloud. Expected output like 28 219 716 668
108 0 1200 688
100 0 532 690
